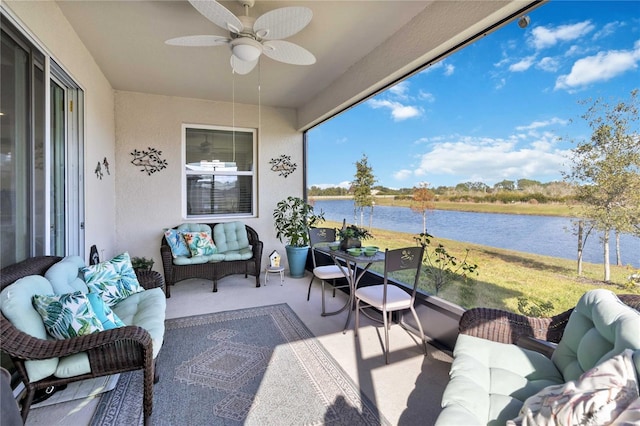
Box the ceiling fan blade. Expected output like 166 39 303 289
253 7 312 40
230 56 259 75
189 0 243 34
165 35 230 47
262 40 316 65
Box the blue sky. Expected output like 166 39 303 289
307 1 640 189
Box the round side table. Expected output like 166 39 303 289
264 266 285 286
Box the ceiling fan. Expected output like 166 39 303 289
166 0 316 75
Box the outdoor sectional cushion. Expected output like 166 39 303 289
0 275 60 382
44 255 88 294
436 289 640 425
171 222 253 264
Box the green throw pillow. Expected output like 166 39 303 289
82 252 144 307
32 291 104 339
182 231 217 256
86 292 126 329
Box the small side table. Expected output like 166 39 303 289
264 266 285 286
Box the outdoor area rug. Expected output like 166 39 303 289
90 303 389 425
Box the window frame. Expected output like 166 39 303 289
182 123 257 220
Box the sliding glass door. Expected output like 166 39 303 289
0 13 84 268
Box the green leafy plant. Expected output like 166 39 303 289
131 256 154 271
414 232 478 295
273 196 325 247
337 224 373 241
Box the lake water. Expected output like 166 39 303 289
313 199 640 268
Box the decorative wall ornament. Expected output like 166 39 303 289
95 157 112 180
130 147 168 176
269 154 296 178
95 161 103 180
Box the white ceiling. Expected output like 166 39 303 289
56 0 541 129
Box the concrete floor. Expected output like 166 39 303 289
25 271 452 425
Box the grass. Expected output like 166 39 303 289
323 220 639 315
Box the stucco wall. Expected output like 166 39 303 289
114 91 304 272
4 1 117 260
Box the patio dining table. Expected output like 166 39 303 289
315 245 385 332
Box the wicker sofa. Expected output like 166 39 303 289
0 255 166 424
161 222 263 296
436 291 640 425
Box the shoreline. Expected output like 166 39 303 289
309 196 576 217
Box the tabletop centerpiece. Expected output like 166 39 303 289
337 220 373 251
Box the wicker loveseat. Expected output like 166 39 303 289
436 291 640 425
161 222 263 295
0 255 166 425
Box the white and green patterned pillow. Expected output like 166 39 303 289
32 291 104 339
82 252 144 307
182 231 217 256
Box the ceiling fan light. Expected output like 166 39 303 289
231 38 262 62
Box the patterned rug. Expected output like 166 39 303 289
90 304 389 425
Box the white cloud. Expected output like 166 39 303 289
393 169 413 180
420 61 454 76
515 117 568 131
593 21 622 40
509 56 536 72
529 21 595 50
443 64 455 76
336 137 348 144
411 134 569 185
388 81 410 99
555 41 640 90
418 90 435 102
367 99 422 121
536 56 560 72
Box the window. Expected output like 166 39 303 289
184 125 256 218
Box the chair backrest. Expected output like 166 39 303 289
383 246 425 297
551 289 640 382
308 228 337 268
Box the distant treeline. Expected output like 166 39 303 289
308 180 577 204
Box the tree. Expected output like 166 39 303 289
563 89 640 281
494 180 515 191
410 182 435 234
352 154 376 227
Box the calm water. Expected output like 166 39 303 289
313 199 640 268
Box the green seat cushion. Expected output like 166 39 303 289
172 254 217 265
213 222 249 253
438 333 563 425
55 353 90 378
217 247 253 261
112 287 166 358
0 275 59 382
552 289 640 382
45 256 88 294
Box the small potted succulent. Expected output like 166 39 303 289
337 220 373 251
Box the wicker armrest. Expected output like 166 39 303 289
135 269 165 291
459 307 573 345
1 319 152 361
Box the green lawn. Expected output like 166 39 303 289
323 220 639 315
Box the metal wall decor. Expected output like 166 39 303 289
95 157 111 180
269 154 296 178
130 147 168 175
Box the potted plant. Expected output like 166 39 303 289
337 220 374 251
131 256 154 272
273 196 324 278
